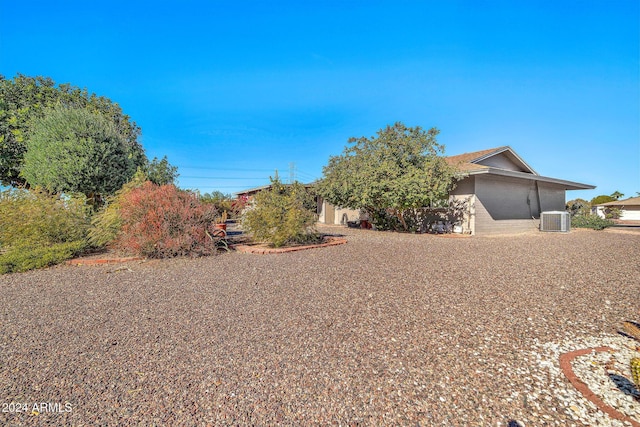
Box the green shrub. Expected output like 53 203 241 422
605 207 622 220
88 170 147 247
0 241 86 274
242 178 319 247
571 214 614 230
0 188 89 273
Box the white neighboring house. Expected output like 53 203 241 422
593 196 640 222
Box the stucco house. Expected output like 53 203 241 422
234 184 276 201
593 196 640 223
318 146 595 235
445 146 594 234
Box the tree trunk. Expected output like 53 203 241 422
397 209 408 231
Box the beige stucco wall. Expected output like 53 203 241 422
317 198 361 225
471 175 567 235
537 182 566 213
450 177 476 234
474 199 540 235
333 206 361 224
475 175 540 220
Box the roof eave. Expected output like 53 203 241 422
234 182 317 196
464 168 595 190
470 146 539 175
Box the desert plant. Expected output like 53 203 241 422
631 358 640 389
242 177 319 247
571 214 614 230
0 188 90 273
113 182 220 258
216 210 228 224
622 321 640 343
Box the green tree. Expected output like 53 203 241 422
317 122 460 230
610 190 624 200
0 74 144 186
21 105 143 203
199 190 231 204
566 198 590 217
199 190 234 213
590 194 615 205
590 191 625 206
145 155 179 185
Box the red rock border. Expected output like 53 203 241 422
232 236 347 254
559 346 640 427
65 236 347 262
66 256 144 266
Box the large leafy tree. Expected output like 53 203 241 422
317 122 460 230
566 198 590 217
590 192 623 206
0 74 144 186
610 190 624 200
21 106 143 203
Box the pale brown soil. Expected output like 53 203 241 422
0 226 638 426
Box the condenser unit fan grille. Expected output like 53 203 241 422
540 211 570 232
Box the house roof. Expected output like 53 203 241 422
446 146 594 191
446 147 508 167
596 196 640 207
445 146 537 174
234 184 273 197
234 182 316 197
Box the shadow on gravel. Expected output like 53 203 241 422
507 420 524 427
608 374 640 401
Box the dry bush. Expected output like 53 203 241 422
114 182 220 258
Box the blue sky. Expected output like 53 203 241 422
1 1 638 200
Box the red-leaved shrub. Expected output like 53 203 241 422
115 182 220 258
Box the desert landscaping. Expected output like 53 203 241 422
1 226 638 426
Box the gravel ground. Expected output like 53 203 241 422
536 334 639 426
0 226 638 426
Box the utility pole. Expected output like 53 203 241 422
289 162 296 184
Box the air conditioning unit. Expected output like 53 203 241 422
540 211 570 232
